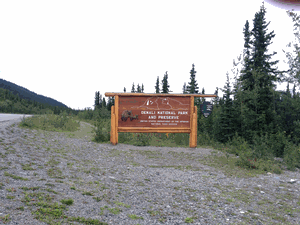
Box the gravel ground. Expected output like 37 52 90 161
0 119 300 225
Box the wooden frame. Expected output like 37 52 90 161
105 93 216 148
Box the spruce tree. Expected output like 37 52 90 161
182 82 187 94
155 76 160 93
240 3 286 138
186 64 199 94
141 84 144 93
293 84 297 98
107 97 112 111
186 64 200 108
137 84 141 93
106 97 114 111
131 83 135 93
231 53 244 136
102 97 106 108
200 87 205 104
124 87 126 93
94 91 100 110
161 71 171 94
218 72 235 142
239 20 254 92
99 93 103 108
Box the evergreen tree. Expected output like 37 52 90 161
102 97 106 108
99 93 103 108
141 84 144 93
186 64 199 94
186 64 200 108
161 71 172 94
155 76 160 93
137 83 141 93
107 97 111 111
213 87 219 105
239 20 254 92
131 83 135 93
240 3 286 138
218 72 235 142
124 87 126 93
200 87 205 104
182 82 187 94
293 84 297 98
94 91 100 110
106 96 115 111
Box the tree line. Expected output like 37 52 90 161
91 3 300 168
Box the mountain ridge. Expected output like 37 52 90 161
0 78 68 108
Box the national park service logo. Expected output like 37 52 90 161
200 101 213 118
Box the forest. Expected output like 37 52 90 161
1 4 300 174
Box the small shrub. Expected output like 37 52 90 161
228 132 249 156
283 141 300 171
197 132 214 147
269 131 289 158
174 133 189 146
133 133 151 146
60 198 74 205
92 117 110 143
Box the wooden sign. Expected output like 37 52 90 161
105 93 217 148
119 96 190 128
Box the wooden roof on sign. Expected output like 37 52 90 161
105 92 217 97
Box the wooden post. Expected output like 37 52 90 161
110 105 116 145
115 95 119 144
189 96 195 148
192 106 197 148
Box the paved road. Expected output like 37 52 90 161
0 113 35 122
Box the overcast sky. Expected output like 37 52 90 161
1 0 300 111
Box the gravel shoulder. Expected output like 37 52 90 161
0 120 300 225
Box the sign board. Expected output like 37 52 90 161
105 93 217 148
200 101 213 118
119 96 190 128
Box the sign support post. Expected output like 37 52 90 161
105 93 216 148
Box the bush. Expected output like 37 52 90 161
234 147 257 170
251 133 274 161
269 131 289 158
91 116 110 143
227 132 250 156
132 133 151 146
283 141 300 171
173 133 189 146
197 132 214 147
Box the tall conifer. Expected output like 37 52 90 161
131 83 135 93
161 71 171 93
94 91 100 110
155 77 160 93
182 82 187 94
137 84 141 93
186 64 199 94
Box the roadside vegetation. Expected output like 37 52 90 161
17 106 299 177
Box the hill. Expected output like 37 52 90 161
0 78 68 108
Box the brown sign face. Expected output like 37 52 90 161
118 96 190 128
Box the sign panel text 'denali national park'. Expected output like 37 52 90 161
119 96 190 128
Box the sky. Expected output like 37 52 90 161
1 0 300 111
